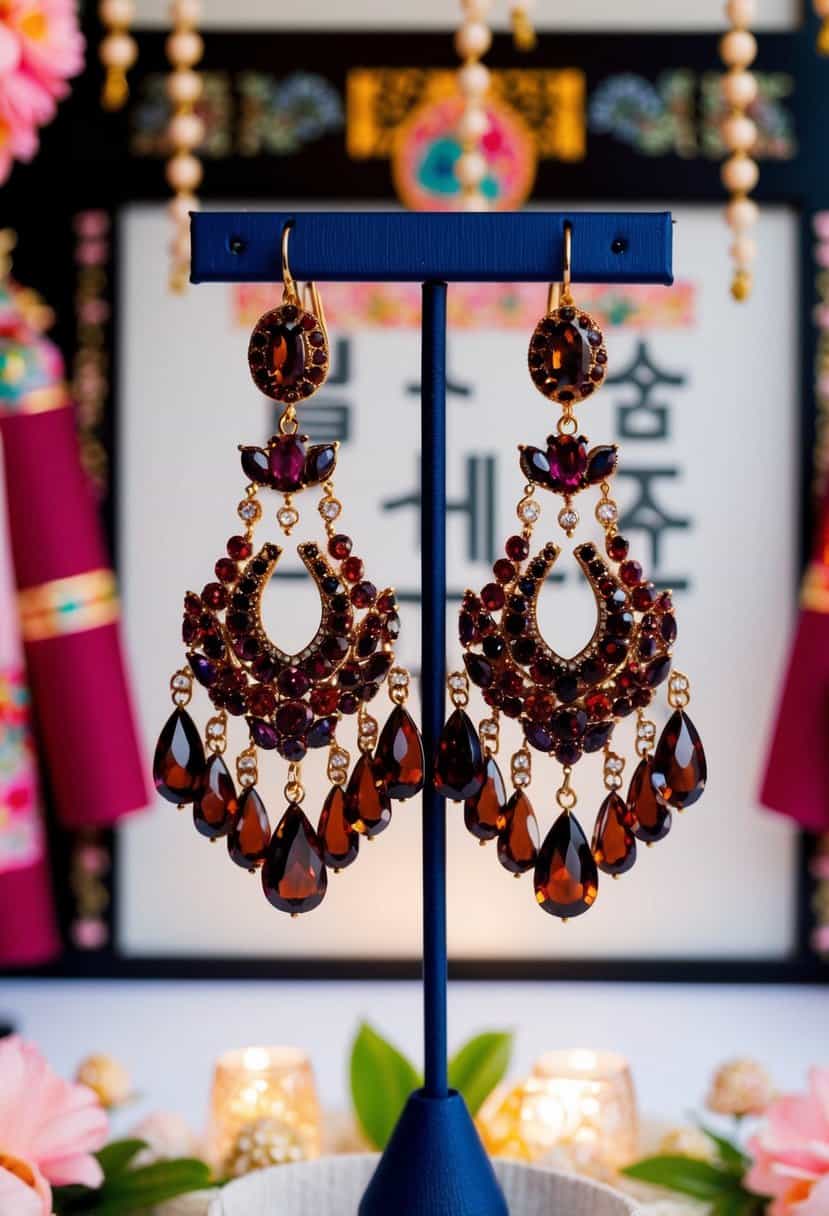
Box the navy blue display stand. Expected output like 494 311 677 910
191 210 673 1216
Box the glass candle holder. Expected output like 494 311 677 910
207 1046 322 1171
478 1048 638 1174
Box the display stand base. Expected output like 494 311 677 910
358 1090 508 1216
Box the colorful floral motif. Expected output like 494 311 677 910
233 281 695 334
0 665 43 874
590 69 795 161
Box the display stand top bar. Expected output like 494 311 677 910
190 211 673 285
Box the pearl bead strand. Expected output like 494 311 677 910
165 0 205 293
99 0 138 111
455 0 494 211
719 0 759 301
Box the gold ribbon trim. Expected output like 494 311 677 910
18 569 120 642
801 562 829 613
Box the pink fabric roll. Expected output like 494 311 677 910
0 433 58 965
0 404 148 830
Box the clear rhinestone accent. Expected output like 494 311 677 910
330 749 348 769
277 507 300 530
449 673 467 692
319 498 342 522
606 756 624 774
207 721 224 739
596 500 618 525
513 771 530 787
637 722 656 740
672 675 689 692
172 674 190 691
238 499 261 522
513 752 530 771
518 497 541 524
480 719 498 737
238 754 256 771
558 507 579 532
390 670 409 688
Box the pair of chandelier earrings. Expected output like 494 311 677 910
153 223 707 920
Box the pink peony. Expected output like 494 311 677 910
746 1067 829 1216
0 1036 109 1214
7 0 84 97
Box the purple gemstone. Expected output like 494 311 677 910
551 707 587 740
583 721 614 753
307 716 336 748
519 445 554 490
643 656 672 687
240 446 270 484
277 735 307 761
304 443 337 485
459 611 478 645
365 652 393 682
268 435 307 492
278 666 310 697
253 654 278 684
585 445 619 485
661 615 678 644
547 434 588 491
248 717 279 749
339 692 359 714
275 700 313 736
524 721 554 752
462 653 493 688
555 740 582 765
187 652 217 687
303 653 333 680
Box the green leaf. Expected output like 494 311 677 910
95 1139 148 1180
92 1158 212 1215
698 1122 751 1173
447 1032 513 1116
622 1155 736 1200
350 1022 421 1149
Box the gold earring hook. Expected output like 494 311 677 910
547 221 573 314
304 281 327 343
281 222 299 303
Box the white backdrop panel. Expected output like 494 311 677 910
118 202 798 962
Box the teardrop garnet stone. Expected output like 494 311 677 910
497 790 540 874
651 710 707 810
193 754 238 839
465 756 508 842
375 706 425 800
344 754 392 837
434 708 486 802
318 784 360 870
591 792 636 877
262 803 327 915
534 811 599 918
153 708 205 804
627 757 672 843
227 786 271 870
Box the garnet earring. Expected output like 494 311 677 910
437 222 707 920
153 222 424 915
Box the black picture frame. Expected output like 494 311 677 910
2 16 826 984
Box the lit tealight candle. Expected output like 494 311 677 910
207 1046 322 1172
478 1049 638 1174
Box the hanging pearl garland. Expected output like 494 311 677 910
165 0 205 293
455 0 495 212
98 0 138 111
816 0 829 54
719 0 760 301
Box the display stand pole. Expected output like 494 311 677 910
191 209 673 1216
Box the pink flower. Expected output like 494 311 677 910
746 1067 829 1216
0 1036 109 1213
7 0 84 98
